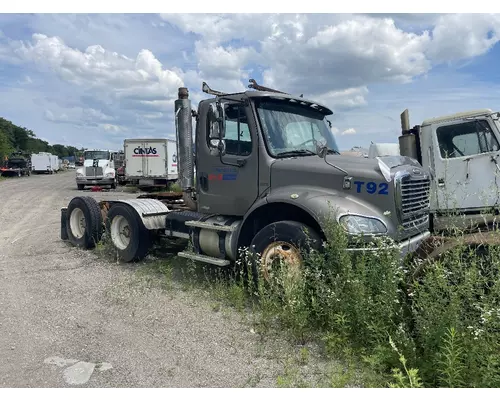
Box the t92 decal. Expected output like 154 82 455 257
353 181 389 195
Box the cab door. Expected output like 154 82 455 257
432 118 500 212
196 100 259 216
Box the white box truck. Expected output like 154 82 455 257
124 138 178 187
31 152 53 174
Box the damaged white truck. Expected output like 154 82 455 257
61 80 432 277
395 108 500 233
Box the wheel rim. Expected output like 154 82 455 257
110 215 131 250
260 241 303 282
69 207 86 239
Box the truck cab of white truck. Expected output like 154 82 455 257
398 108 500 231
76 149 116 190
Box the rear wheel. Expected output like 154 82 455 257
106 203 152 262
249 220 322 287
66 196 103 249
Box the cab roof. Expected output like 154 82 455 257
421 109 494 126
215 90 334 116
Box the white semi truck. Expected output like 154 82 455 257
124 138 178 188
75 149 116 190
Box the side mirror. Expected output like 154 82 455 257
209 139 226 156
316 140 328 159
208 101 226 141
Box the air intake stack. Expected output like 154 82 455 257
174 87 197 210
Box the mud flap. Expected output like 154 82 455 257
60 207 68 241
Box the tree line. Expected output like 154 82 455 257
0 116 83 160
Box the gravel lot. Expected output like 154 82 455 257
0 172 309 388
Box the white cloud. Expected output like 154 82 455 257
11 34 184 99
427 14 500 63
1 13 500 151
341 128 356 135
102 124 123 133
315 87 369 111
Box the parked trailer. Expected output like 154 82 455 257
31 152 54 174
50 154 60 173
61 79 434 281
124 138 178 188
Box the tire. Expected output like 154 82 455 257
106 203 152 262
249 220 322 285
66 196 103 249
77 184 85 190
111 179 117 190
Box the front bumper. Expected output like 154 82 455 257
76 176 115 186
346 230 431 259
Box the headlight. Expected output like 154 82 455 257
339 215 387 235
76 172 83 177
105 171 115 178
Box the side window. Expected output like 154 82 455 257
223 104 252 156
436 121 500 159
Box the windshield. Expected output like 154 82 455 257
84 151 110 160
254 99 340 157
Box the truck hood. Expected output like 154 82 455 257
270 154 421 187
83 159 109 168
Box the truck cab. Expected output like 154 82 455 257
76 149 116 190
399 109 500 231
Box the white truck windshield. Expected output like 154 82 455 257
255 100 340 157
84 151 110 160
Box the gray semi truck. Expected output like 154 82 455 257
61 79 431 278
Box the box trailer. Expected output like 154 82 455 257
31 152 53 174
49 154 59 172
124 138 178 187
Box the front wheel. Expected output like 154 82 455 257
249 220 322 286
106 203 152 262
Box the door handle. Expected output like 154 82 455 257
199 173 208 191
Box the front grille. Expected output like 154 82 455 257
85 166 103 177
396 173 431 230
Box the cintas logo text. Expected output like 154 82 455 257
132 146 159 157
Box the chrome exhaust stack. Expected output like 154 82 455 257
174 87 197 211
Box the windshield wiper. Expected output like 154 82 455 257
276 149 317 157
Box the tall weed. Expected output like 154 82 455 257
236 218 500 387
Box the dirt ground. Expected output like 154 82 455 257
0 172 304 388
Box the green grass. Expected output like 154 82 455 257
96 211 500 388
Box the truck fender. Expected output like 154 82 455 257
236 186 389 251
104 198 170 231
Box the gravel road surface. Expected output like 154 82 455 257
0 172 300 388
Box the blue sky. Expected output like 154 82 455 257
1 13 500 151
